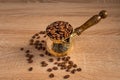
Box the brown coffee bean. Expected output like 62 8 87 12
57 57 61 61
48 58 54 62
30 39 34 42
68 61 73 65
41 63 48 67
41 61 45 64
27 59 33 63
73 64 77 68
25 50 30 53
20 48 24 51
77 68 82 72
32 35 35 39
52 66 58 70
71 69 76 74
63 75 70 79
28 67 33 71
39 54 44 57
49 73 54 78
25 53 30 57
36 36 40 39
47 68 52 72
54 62 58 65
35 33 39 36
42 47 46 51
66 69 70 72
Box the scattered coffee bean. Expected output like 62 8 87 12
47 68 52 72
36 36 40 39
25 50 30 53
52 66 58 70
73 64 77 68
63 75 70 79
25 53 30 57
57 57 61 61
39 54 44 57
20 48 24 51
48 58 54 62
49 73 54 78
28 67 33 71
54 62 58 65
41 61 48 67
27 59 33 63
77 68 82 72
71 69 76 74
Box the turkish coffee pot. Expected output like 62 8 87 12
45 10 107 57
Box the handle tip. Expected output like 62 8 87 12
99 10 107 19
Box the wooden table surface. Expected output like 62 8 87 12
0 1 120 80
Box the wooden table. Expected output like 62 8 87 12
0 1 120 80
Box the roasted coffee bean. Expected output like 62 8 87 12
47 68 52 72
39 54 44 57
29 42 33 45
27 59 33 63
41 63 48 67
35 33 39 36
41 40 45 43
39 31 46 34
57 57 61 61
25 50 30 53
25 53 30 57
71 69 76 74
41 61 45 64
20 48 24 51
52 66 58 70
48 58 54 62
32 35 35 39
29 54 34 59
63 75 70 79
30 39 34 42
36 36 40 39
77 68 82 72
66 69 70 72
28 67 33 71
44 35 47 38
42 47 46 51
73 64 77 68
49 73 54 78
54 62 58 65
68 61 73 65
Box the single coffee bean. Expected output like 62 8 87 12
20 48 24 51
48 58 54 62
41 61 45 64
36 36 40 39
57 57 61 61
54 62 58 65
28 67 33 71
77 68 82 72
71 69 76 74
63 75 70 79
27 59 33 63
47 68 52 72
39 54 44 57
52 66 58 70
25 50 30 53
25 53 30 57
73 64 77 68
49 73 54 78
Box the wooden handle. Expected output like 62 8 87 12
74 10 107 35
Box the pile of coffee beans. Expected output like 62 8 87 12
20 30 82 79
46 21 73 40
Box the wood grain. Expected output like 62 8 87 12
0 1 120 80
